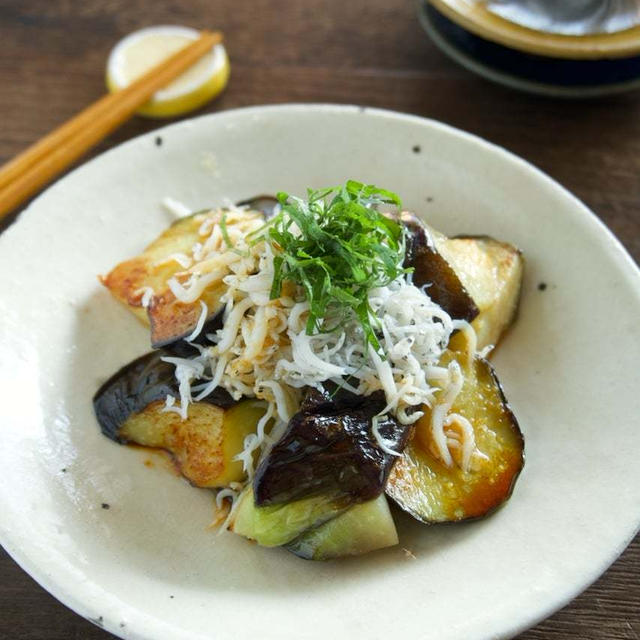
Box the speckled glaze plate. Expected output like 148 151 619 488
1 105 639 640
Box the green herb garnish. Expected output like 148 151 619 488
220 209 233 248
265 180 407 352
220 209 251 257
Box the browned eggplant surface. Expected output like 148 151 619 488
386 350 524 523
92 351 266 487
253 384 412 506
148 283 227 350
150 304 224 356
93 351 235 442
102 202 272 354
401 212 479 323
150 199 278 351
101 212 211 326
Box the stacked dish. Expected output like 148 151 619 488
419 0 640 96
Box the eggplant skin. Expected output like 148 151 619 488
386 352 524 524
101 202 272 354
437 235 524 352
235 195 279 219
401 212 479 323
94 352 175 443
253 385 412 507
93 350 235 443
93 351 268 487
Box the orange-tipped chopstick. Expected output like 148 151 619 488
0 30 223 222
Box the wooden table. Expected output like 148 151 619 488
1 1 638 638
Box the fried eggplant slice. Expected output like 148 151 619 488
93 351 267 487
229 487 350 547
386 350 524 523
438 235 524 351
253 386 412 506
101 204 265 352
148 293 225 355
402 212 479 323
286 495 398 560
101 212 211 325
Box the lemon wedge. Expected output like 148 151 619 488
106 25 230 119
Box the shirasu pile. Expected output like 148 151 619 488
158 203 482 479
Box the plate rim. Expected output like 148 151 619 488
1 102 639 640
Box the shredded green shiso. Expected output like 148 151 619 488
259 180 408 352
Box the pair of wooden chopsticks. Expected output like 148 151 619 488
0 30 223 223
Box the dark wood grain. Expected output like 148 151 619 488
0 1 638 638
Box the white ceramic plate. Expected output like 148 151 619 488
1 105 639 640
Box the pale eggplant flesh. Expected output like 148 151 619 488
92 351 267 488
436 234 524 352
229 486 351 547
285 494 399 560
93 351 236 442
